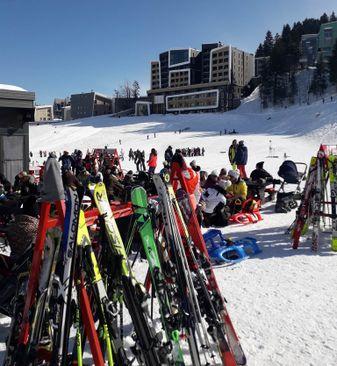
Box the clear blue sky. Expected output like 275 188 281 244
0 0 335 104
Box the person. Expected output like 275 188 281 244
234 141 248 179
147 148 158 174
0 173 12 193
129 148 134 161
226 170 248 213
219 168 228 181
123 170 134 186
228 140 238 168
140 151 146 171
190 160 201 173
201 179 231 227
204 170 218 189
199 171 208 188
59 151 75 173
164 146 173 164
250 162 273 183
159 161 170 176
249 161 276 202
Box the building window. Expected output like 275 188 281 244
324 28 333 40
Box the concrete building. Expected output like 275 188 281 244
35 105 53 122
0 84 34 183
299 34 318 67
318 21 337 61
148 43 255 113
62 106 71 121
70 92 112 120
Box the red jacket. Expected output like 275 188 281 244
148 154 157 168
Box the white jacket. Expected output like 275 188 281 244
202 187 226 214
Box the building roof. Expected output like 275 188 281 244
0 83 27 92
35 105 53 109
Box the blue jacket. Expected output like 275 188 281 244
235 145 248 165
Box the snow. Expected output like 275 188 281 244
3 91 337 365
35 105 52 109
0 84 27 92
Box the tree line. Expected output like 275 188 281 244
256 12 337 107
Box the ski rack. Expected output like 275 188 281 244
170 162 246 366
291 144 337 251
16 197 133 365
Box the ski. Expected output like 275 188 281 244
328 154 337 251
93 182 168 366
52 187 81 365
292 156 317 249
162 167 246 365
131 186 186 365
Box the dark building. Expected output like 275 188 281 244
201 43 222 83
299 34 318 67
149 43 255 114
71 92 112 120
0 85 34 183
53 97 70 120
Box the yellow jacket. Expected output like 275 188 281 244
228 145 237 164
227 180 247 200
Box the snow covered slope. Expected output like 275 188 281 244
5 92 335 365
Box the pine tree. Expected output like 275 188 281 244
320 13 329 24
263 31 274 56
288 73 298 104
310 55 328 96
329 40 337 86
255 43 264 57
330 11 337 22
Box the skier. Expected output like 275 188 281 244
228 140 238 168
164 146 173 164
147 148 157 174
234 140 248 179
201 147 205 156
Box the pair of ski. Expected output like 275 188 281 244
151 174 246 366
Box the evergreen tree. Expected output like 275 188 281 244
260 59 274 108
255 43 264 57
310 55 328 96
320 13 329 24
329 40 337 86
288 73 298 104
330 11 337 22
263 31 274 56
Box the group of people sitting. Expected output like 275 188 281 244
182 158 276 228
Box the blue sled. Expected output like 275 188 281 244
203 229 262 265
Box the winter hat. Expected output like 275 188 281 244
256 161 264 169
218 180 232 190
228 170 240 180
239 140 244 145
210 170 218 176
190 160 197 166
